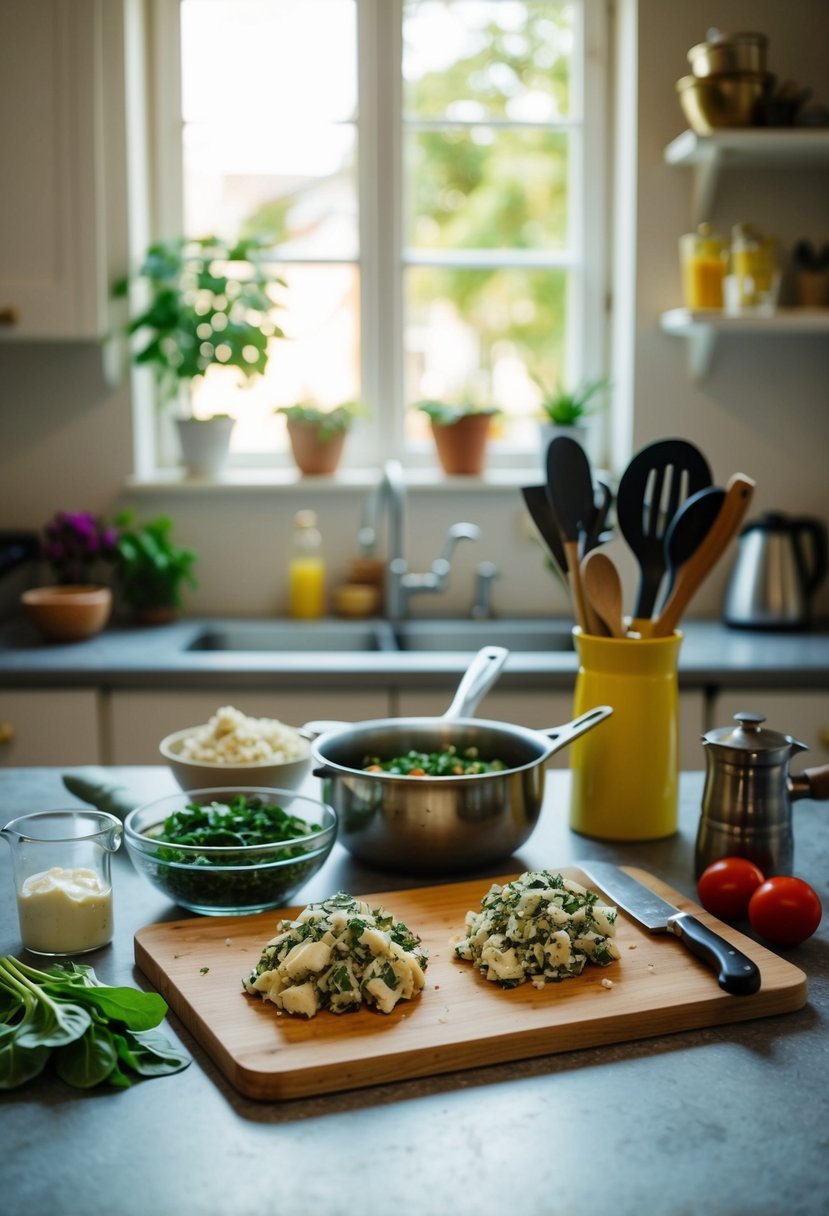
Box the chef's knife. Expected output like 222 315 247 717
579 861 761 996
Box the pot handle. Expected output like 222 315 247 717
790 763 829 803
539 705 614 758
441 646 509 722
300 721 350 741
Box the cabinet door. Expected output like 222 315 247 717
0 690 101 765
108 688 393 764
710 690 829 766
397 687 705 770
0 1 111 338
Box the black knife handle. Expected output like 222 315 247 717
668 913 761 996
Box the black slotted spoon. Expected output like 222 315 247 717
616 438 713 624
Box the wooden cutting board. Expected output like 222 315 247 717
134 866 807 1101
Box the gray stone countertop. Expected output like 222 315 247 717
1 766 827 1216
2 615 829 690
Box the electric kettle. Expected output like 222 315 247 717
723 510 828 629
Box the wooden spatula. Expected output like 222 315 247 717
651 473 756 637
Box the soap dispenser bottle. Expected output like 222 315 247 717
289 509 325 619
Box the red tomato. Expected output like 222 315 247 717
697 857 766 921
748 877 823 948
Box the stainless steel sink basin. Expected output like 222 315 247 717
187 620 399 653
393 618 574 652
185 617 574 654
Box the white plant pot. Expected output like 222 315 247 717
175 416 235 476
539 421 589 468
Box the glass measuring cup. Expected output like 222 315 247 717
1 810 122 955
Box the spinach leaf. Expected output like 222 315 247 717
41 981 167 1032
0 1036 51 1090
113 1028 191 1077
0 955 190 1091
54 1022 119 1089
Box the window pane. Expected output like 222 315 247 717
404 264 568 445
183 124 358 257
181 1 357 124
190 264 360 454
405 127 568 250
403 0 574 122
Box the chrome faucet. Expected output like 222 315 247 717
363 460 481 620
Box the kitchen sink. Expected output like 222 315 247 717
187 620 399 653
393 618 574 652
185 618 573 654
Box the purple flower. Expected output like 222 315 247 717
41 511 119 584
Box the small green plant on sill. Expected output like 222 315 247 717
113 235 287 415
276 400 364 443
533 375 610 426
114 513 197 615
416 401 500 428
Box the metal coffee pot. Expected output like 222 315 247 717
695 711 829 878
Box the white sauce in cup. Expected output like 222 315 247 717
17 866 113 954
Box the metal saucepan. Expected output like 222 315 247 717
306 646 612 875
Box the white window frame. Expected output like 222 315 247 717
135 0 610 476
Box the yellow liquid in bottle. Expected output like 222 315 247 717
289 556 325 619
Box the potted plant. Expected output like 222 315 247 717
20 511 119 642
533 375 610 454
416 401 499 476
114 513 198 624
115 235 287 475
276 401 363 475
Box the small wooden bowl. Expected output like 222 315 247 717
22 585 112 643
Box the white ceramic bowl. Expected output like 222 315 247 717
159 725 312 792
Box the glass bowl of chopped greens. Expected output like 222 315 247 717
124 787 337 916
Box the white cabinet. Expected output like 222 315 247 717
0 0 123 339
107 688 393 764
397 687 707 772
0 690 102 766
709 689 829 766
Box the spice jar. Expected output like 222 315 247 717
679 222 726 309
725 223 781 315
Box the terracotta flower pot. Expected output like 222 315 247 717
430 414 492 476
21 585 112 643
286 420 347 475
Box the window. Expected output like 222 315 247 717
146 0 609 470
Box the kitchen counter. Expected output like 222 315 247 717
2 615 829 690
1 766 827 1216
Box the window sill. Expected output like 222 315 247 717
123 465 549 495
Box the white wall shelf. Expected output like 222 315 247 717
660 307 829 379
664 129 829 223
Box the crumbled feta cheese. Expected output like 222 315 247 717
244 892 428 1018
179 705 307 765
454 870 620 989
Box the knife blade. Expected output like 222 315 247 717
579 861 761 997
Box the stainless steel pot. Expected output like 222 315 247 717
307 646 612 875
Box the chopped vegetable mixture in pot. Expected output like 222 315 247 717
362 744 507 776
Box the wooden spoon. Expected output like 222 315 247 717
580 550 626 638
